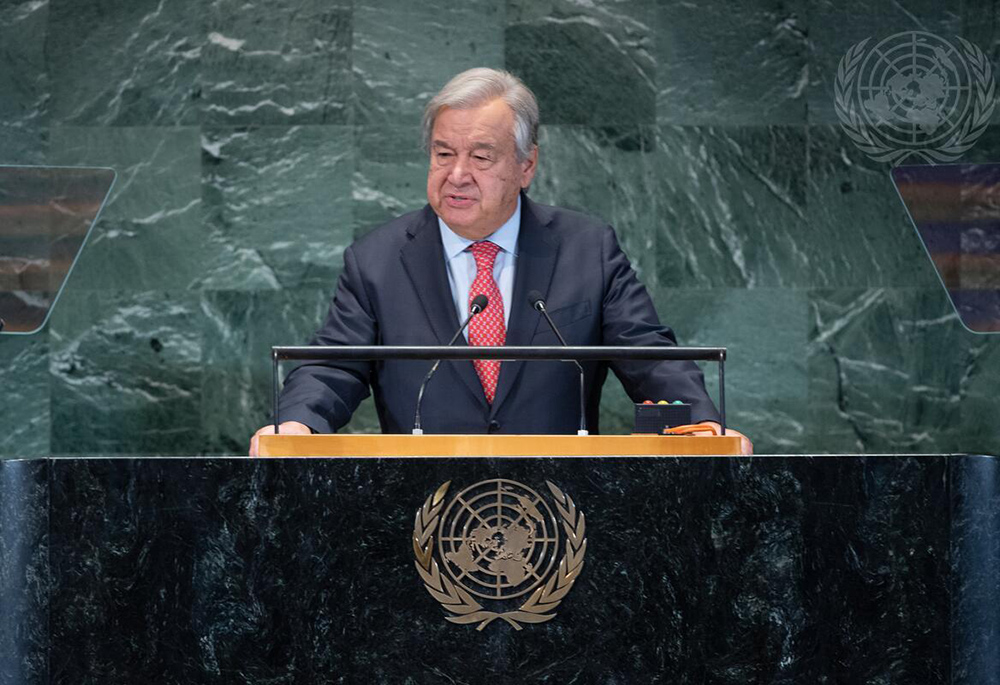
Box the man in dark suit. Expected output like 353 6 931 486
250 68 750 454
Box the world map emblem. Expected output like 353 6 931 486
835 31 995 164
412 478 587 630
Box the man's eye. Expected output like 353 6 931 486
436 151 453 158
474 155 490 162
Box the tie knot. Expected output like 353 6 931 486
470 240 501 268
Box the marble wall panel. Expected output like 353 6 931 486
598 287 810 451
651 125 809 288
807 125 943 288
656 0 809 125
0 333 50 459
506 0 656 125
353 0 504 126
352 126 427 236
806 287 985 453
47 126 208 291
676 288 809 452
955 342 1000 456
202 0 353 126
0 0 49 165
200 288 382 454
0 127 49 166
199 125 354 290
48 289 204 455
2 0 1000 457
46 0 203 126
532 125 659 283
201 289 328 453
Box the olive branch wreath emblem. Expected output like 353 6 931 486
834 35 995 164
412 480 587 631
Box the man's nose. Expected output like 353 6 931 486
447 155 472 185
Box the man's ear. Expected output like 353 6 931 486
520 146 538 189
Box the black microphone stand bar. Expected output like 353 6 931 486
274 345 725 362
271 345 727 434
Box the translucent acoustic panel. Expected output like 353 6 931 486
0 166 116 334
892 163 1000 333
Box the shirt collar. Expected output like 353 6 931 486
438 195 521 260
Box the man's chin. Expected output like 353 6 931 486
437 208 479 232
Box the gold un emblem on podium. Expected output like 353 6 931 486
412 478 587 630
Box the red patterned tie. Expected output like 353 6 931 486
467 240 506 403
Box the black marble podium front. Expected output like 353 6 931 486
1 455 998 684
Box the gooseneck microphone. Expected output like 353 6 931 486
412 294 488 435
528 290 588 436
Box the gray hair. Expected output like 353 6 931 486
422 68 539 162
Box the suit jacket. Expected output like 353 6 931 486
278 195 721 434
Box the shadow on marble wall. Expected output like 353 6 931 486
2 0 999 457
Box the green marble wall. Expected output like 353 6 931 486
2 0 998 457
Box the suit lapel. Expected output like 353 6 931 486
400 206 488 411
490 196 559 418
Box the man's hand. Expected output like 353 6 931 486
701 422 753 455
249 421 312 457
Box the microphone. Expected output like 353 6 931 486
528 290 588 436
412 294 488 435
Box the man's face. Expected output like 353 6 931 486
427 98 537 240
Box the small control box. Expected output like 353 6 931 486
633 401 692 434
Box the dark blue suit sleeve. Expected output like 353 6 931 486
277 245 376 433
600 226 721 424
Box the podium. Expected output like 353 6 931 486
2 449 998 684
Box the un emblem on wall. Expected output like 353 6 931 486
412 479 587 630
835 31 995 164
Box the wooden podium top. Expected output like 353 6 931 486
257 433 741 457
